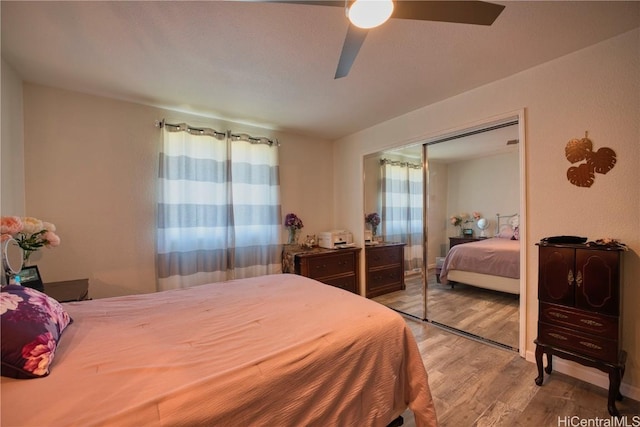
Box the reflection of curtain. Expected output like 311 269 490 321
157 124 281 290
380 159 423 271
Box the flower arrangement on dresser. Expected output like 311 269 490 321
450 212 482 237
364 212 381 236
449 213 465 236
284 213 304 244
1 216 61 264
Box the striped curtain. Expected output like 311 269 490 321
157 124 282 290
380 159 423 272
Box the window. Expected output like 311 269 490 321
380 158 423 272
157 124 281 290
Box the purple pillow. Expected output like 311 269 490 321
1 285 72 379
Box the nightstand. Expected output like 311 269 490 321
44 279 89 302
449 236 487 249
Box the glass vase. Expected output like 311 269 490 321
23 250 33 266
287 229 299 244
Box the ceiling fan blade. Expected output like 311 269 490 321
392 1 505 26
246 0 505 78
334 24 368 79
249 1 504 25
251 1 344 7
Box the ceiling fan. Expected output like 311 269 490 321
256 1 505 79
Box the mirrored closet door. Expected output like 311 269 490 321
363 147 425 320
363 115 524 351
424 119 521 351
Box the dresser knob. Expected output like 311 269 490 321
549 332 568 341
579 341 602 350
580 318 603 327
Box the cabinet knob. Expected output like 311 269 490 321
567 269 574 286
576 270 583 287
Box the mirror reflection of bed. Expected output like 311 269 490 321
364 117 522 351
433 214 520 349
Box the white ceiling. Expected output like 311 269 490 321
2 1 639 141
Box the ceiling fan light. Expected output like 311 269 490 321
348 0 394 29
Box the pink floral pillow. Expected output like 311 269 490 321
1 285 72 379
496 226 514 239
511 226 520 241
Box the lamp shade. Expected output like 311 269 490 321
348 0 394 29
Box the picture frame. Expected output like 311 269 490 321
18 265 44 292
463 228 474 237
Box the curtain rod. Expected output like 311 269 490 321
155 119 280 147
380 158 422 169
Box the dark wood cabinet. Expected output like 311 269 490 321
448 236 486 249
286 246 361 294
534 243 626 416
44 278 90 302
365 243 405 298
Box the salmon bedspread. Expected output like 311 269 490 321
2 274 438 427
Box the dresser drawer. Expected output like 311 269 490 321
366 246 403 269
322 275 358 293
306 253 356 280
540 302 618 338
367 266 403 288
366 266 404 298
538 322 618 363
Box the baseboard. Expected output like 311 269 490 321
525 350 640 401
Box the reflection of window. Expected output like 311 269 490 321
157 124 281 290
380 158 423 271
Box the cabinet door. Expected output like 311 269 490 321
575 249 619 315
538 246 575 306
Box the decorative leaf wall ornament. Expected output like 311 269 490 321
565 132 616 187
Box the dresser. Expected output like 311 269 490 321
283 246 361 294
534 242 625 416
365 243 405 298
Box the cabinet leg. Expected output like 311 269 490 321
535 345 544 386
608 369 622 417
545 353 553 374
617 364 626 401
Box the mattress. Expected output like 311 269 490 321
1 274 438 427
439 237 520 287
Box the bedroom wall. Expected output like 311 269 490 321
445 150 519 240
20 84 335 299
333 29 640 394
1 59 25 216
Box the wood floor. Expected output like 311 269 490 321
373 270 519 349
399 318 640 426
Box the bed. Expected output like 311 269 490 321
439 214 520 295
1 274 438 427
